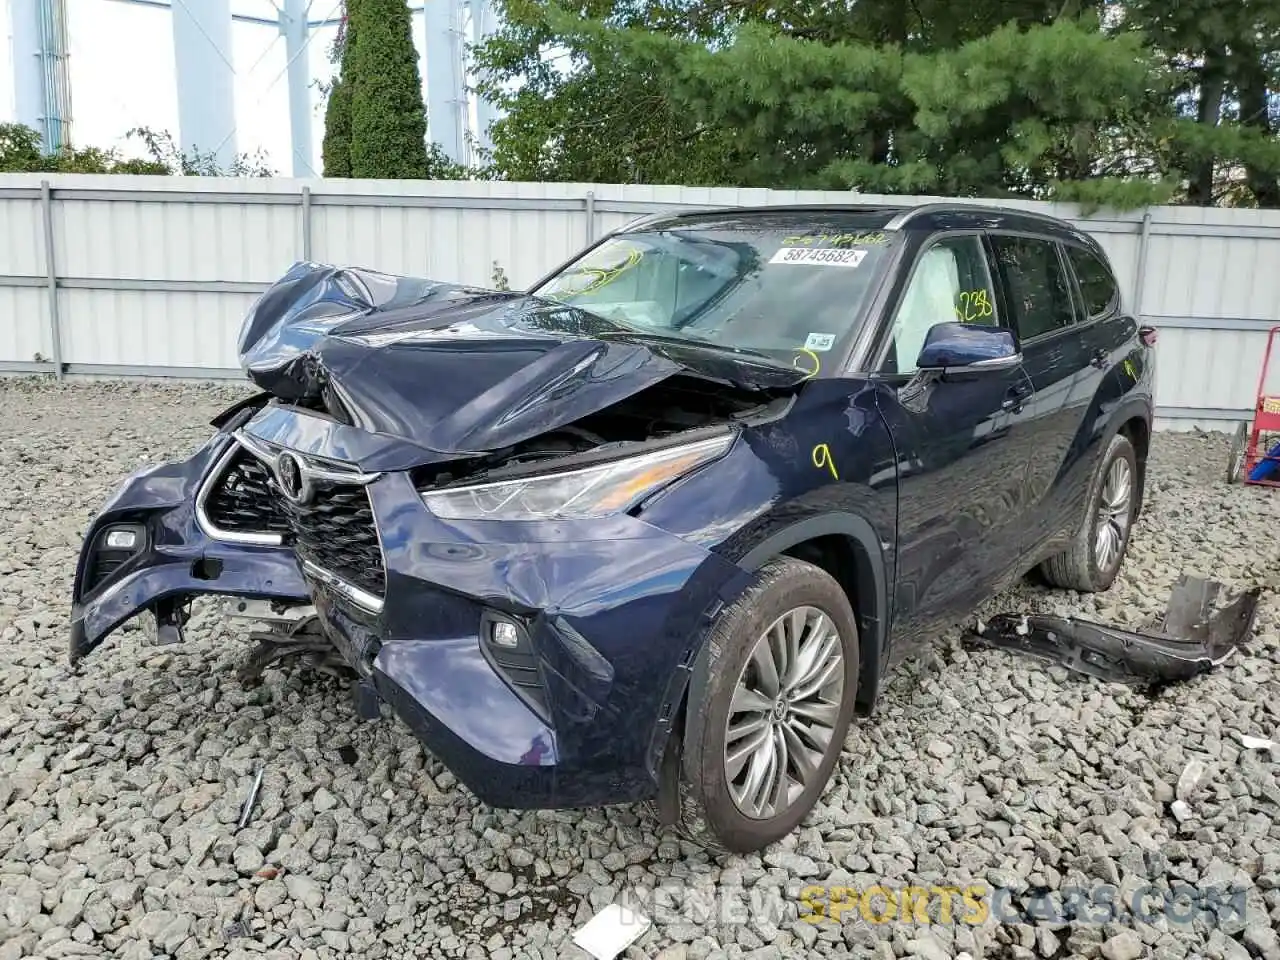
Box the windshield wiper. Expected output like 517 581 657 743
598 328 791 370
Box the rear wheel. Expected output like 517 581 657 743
1040 432 1138 592
675 556 859 854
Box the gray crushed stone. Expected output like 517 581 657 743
1 378 1279 960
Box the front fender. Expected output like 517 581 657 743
671 510 892 790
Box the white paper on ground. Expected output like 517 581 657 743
571 903 651 960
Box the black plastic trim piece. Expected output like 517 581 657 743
478 609 550 722
677 513 892 782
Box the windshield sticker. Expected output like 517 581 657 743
954 289 995 323
771 247 868 268
805 332 836 352
782 232 889 247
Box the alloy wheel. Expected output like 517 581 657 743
723 606 845 820
1094 457 1133 572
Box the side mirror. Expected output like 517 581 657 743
916 322 1021 373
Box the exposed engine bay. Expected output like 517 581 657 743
411 374 790 489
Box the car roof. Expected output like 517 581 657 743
625 202 1100 251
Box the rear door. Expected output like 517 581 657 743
1054 240 1140 532
985 233 1098 556
872 231 1037 658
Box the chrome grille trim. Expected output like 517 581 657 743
195 441 287 547
197 436 389 611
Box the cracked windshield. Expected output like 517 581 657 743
529 217 896 368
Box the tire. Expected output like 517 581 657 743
1040 432 1139 593
675 556 859 854
1227 421 1248 484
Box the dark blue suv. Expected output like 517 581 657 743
70 203 1154 853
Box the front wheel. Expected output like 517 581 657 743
1040 432 1139 592
675 556 859 854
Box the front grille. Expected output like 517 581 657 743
202 441 385 602
205 451 291 537
280 485 386 599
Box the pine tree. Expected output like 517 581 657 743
473 0 1280 209
321 7 355 177
347 0 432 178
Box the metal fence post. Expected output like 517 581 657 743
301 185 313 262
1132 210 1153 318
40 180 64 380
584 190 596 245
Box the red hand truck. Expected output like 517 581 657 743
1227 323 1280 486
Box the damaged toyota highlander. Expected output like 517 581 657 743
69 203 1155 853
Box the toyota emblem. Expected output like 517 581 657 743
276 453 308 504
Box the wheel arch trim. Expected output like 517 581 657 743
675 513 890 785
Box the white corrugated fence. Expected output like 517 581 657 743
3 173 1280 430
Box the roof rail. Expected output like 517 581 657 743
883 201 1070 231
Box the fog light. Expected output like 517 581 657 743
105 529 139 550
491 621 520 648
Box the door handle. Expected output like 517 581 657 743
1090 349 1108 369
1002 381 1032 412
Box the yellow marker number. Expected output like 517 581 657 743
544 246 643 298
955 289 994 323
793 348 821 380
1123 358 1137 380
812 444 839 480
783 231 888 248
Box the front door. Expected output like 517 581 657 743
874 232 1037 659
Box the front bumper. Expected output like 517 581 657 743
69 433 310 663
71 427 753 810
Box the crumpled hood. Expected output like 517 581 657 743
237 261 804 456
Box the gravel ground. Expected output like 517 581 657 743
2 379 1280 960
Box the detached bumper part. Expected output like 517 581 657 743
970 575 1262 686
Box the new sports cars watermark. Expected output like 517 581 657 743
605 878 1248 930
797 882 1248 927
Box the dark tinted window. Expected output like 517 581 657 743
1065 244 1119 317
989 235 1076 340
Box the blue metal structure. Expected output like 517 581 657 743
13 0 499 173
9 0 74 150
170 0 238 170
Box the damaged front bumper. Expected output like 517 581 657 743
69 418 755 811
69 431 311 663
969 575 1262 686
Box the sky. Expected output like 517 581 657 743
0 0 469 175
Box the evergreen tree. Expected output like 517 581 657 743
473 0 1280 209
347 0 432 178
321 9 355 178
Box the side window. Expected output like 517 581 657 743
1064 244 1119 318
989 235 1076 341
883 235 997 376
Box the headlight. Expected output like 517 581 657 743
421 433 734 521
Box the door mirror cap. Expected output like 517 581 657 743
916 322 1021 373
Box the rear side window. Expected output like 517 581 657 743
1065 244 1120 317
989 235 1076 341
